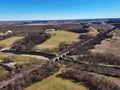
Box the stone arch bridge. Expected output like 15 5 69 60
51 27 117 62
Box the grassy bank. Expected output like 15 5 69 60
0 36 23 48
0 52 45 63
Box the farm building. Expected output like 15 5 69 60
5 30 13 35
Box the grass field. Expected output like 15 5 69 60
91 39 120 56
0 52 44 63
87 31 99 36
87 27 99 36
96 73 120 86
0 66 8 81
0 36 23 48
25 69 88 90
36 30 80 50
114 29 120 33
105 76 120 86
92 29 120 56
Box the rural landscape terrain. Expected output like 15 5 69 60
0 18 119 90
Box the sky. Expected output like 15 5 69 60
0 0 120 21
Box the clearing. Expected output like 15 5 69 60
0 36 23 48
95 73 120 86
25 68 88 90
87 27 99 36
0 66 8 81
0 52 45 63
91 29 120 56
105 76 120 86
36 30 80 50
91 39 120 56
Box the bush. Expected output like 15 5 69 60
77 53 120 65
74 64 120 77
62 69 120 90
0 61 60 90
12 32 50 52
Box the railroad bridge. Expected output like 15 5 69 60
51 27 117 62
52 51 70 61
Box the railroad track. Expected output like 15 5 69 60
51 27 117 61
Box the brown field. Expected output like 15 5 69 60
0 24 80 32
0 23 112 34
0 23 82 33
91 29 120 57
89 24 113 31
0 25 45 33
91 38 120 56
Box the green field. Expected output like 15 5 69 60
0 52 44 63
25 69 88 90
0 36 23 47
36 30 80 50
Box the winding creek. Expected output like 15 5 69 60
1 49 56 60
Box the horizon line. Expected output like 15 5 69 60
0 17 120 22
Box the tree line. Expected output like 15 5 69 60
12 32 50 52
0 61 60 90
76 53 120 66
61 69 120 90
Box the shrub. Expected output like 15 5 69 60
62 69 120 90
12 32 50 52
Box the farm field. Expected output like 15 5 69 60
0 23 82 33
25 69 88 90
91 29 120 56
36 30 80 50
91 39 120 56
0 36 23 48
